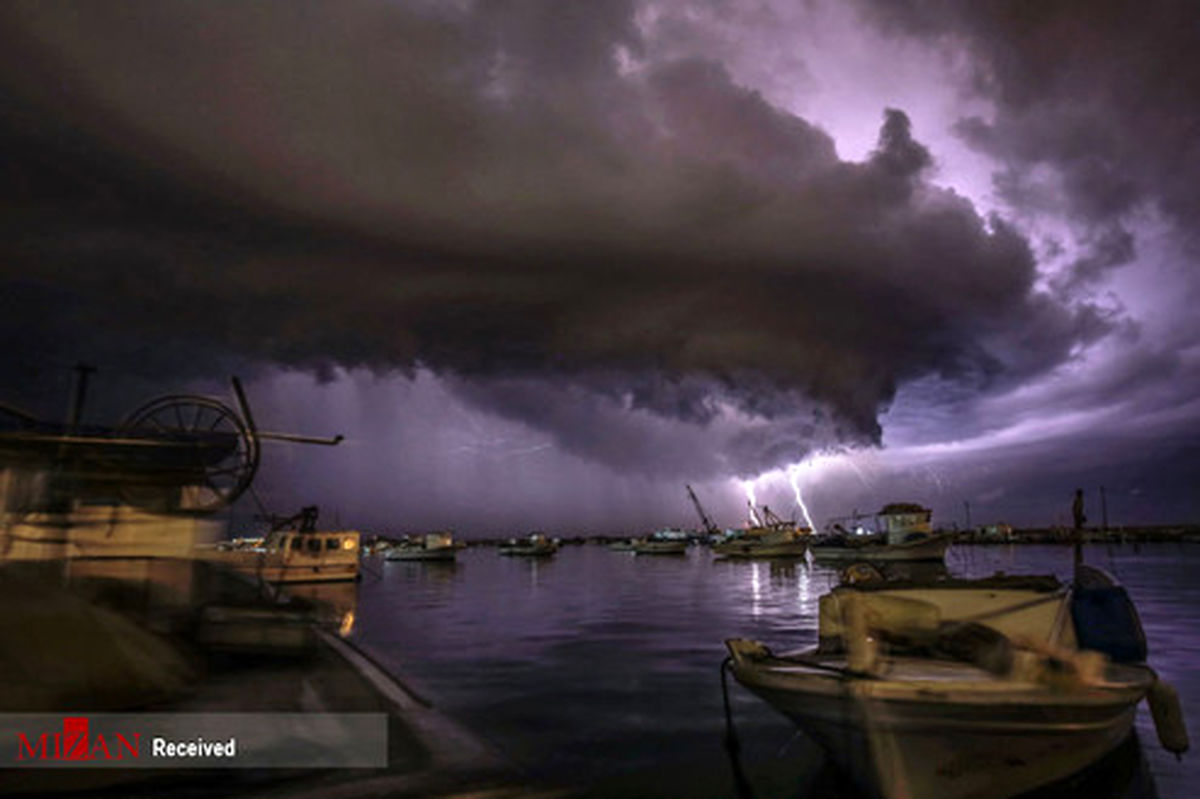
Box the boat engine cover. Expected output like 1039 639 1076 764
1070 585 1148 663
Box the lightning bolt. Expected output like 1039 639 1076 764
741 481 763 526
787 465 816 530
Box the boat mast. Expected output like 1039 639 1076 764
761 505 792 528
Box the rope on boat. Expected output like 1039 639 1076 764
720 656 756 799
957 589 1069 624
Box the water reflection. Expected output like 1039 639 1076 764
767 559 797 584
283 579 359 632
751 561 762 617
382 556 461 584
496 551 556 587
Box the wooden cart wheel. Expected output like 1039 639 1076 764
119 394 261 512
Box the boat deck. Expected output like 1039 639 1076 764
745 650 1155 705
773 654 1001 682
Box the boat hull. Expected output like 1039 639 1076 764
632 540 688 555
499 546 556 557
811 533 952 562
712 540 808 558
246 561 359 583
731 654 1152 799
385 548 457 562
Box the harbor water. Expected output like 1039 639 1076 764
351 543 1198 798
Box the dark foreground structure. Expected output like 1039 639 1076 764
0 559 538 799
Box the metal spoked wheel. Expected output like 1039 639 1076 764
119 394 261 513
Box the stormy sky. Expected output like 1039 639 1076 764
1 1 1197 534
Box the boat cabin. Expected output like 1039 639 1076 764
879 503 933 545
422 532 454 550
263 530 360 557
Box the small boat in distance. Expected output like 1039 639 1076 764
632 530 688 555
811 502 952 562
712 505 810 559
724 564 1188 799
385 531 459 562
499 532 558 557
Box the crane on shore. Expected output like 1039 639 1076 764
686 484 721 536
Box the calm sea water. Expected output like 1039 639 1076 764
349 543 1199 798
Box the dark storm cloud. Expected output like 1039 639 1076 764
446 371 854 478
0 1 1096 477
856 0 1200 276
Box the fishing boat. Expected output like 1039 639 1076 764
499 532 558 557
631 529 689 555
723 564 1188 799
811 503 952 562
385 531 458 562
712 505 810 558
204 506 360 584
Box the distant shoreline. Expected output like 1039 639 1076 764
945 524 1200 545
367 525 1200 548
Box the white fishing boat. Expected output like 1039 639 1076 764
811 503 952 562
724 565 1188 799
385 531 458 562
499 532 558 557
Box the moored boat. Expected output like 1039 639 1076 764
203 506 360 583
712 506 810 558
385 531 458 562
723 564 1188 799
811 502 951 562
632 529 689 555
499 532 558 557
810 531 953 562
712 529 809 558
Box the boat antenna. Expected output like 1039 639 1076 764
1072 487 1085 573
